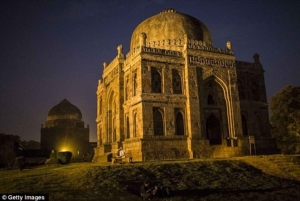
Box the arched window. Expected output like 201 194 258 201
133 72 137 96
172 69 182 94
133 113 138 137
99 98 102 115
151 67 162 93
207 94 215 105
153 108 164 135
98 125 102 146
241 114 248 136
125 77 129 100
126 116 130 139
175 111 184 135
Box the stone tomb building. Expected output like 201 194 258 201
93 9 278 162
41 99 90 159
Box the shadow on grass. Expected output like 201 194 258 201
172 187 293 197
127 185 300 200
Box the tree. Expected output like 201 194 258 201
270 86 300 154
20 140 40 149
0 133 21 167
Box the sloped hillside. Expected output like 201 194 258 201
0 155 299 201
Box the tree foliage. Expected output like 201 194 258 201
0 133 21 167
270 86 300 154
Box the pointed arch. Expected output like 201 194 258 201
133 71 138 96
97 124 102 146
151 67 162 93
107 90 115 143
133 113 138 137
172 69 182 94
175 110 184 135
125 76 129 100
98 97 102 115
204 75 234 138
153 107 164 135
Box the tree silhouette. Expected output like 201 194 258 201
270 86 300 154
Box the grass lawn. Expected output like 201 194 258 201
0 156 300 201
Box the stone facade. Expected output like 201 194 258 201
93 9 278 162
41 99 89 159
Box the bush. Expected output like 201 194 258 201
85 152 94 162
49 151 58 164
14 156 26 171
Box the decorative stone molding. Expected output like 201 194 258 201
160 8 177 13
189 56 235 68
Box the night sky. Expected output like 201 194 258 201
1 0 299 142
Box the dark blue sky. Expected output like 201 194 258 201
1 0 299 142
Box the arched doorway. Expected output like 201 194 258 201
206 113 222 145
241 114 248 136
202 77 229 143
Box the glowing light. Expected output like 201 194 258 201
60 147 70 152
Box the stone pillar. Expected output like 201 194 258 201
117 45 124 58
183 34 188 50
187 137 194 159
182 45 201 159
253 53 260 64
226 41 232 51
103 62 107 69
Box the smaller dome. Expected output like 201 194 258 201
47 99 82 121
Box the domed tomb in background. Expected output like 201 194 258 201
45 99 84 128
93 9 278 162
47 99 82 121
41 99 89 159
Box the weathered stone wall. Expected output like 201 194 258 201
192 139 245 158
123 138 142 161
141 138 189 161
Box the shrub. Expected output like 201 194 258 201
14 156 26 171
49 151 58 164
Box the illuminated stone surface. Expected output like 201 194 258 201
93 9 278 162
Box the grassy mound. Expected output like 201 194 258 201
0 157 300 201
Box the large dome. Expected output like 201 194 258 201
46 99 82 121
130 8 212 50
